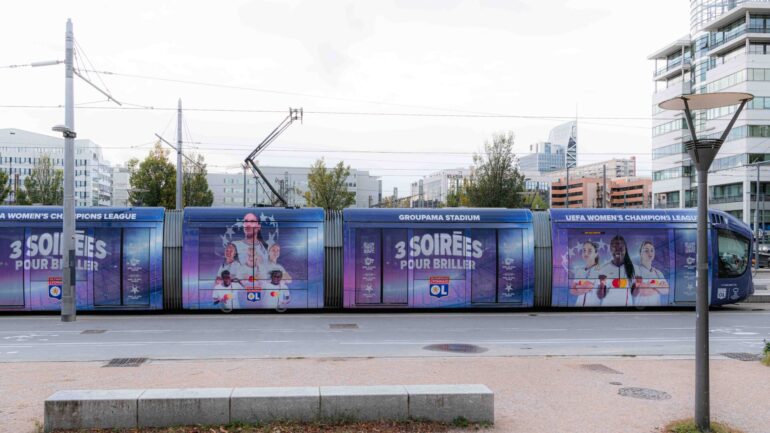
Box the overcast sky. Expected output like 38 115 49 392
0 0 690 195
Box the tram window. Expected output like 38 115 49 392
717 229 749 278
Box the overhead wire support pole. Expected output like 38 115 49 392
244 108 303 206
176 99 183 210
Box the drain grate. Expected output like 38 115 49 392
329 323 358 330
721 352 762 361
423 343 488 354
80 329 107 334
618 387 671 400
582 364 623 374
103 358 147 368
609 382 623 386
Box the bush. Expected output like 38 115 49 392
664 418 745 433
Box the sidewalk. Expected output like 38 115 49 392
2 356 768 433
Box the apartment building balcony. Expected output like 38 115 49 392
656 201 681 209
653 59 692 80
709 195 743 204
708 26 770 57
653 82 691 105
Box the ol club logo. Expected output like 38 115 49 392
48 276 63 300
246 290 262 302
429 276 450 298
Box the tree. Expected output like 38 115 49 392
523 191 549 210
16 154 63 205
0 171 11 204
465 132 526 208
446 178 471 207
128 142 176 208
183 153 213 207
303 158 356 210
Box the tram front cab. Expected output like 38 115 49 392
710 210 754 305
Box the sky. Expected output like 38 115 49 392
0 0 691 196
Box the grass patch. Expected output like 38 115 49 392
50 419 492 433
663 418 746 433
763 340 770 367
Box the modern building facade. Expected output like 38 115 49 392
409 167 473 207
548 157 637 181
207 165 382 208
518 141 566 174
649 0 770 228
0 128 112 206
551 176 652 209
111 164 130 207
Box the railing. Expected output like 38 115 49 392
653 59 691 77
656 202 681 209
709 195 743 204
710 26 770 51
750 194 770 203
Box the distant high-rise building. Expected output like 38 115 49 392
649 0 770 229
548 120 578 169
410 167 473 207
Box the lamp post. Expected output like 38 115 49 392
659 92 753 432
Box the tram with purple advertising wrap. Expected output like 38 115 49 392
0 206 754 312
0 207 164 312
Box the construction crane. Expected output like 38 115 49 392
244 108 303 206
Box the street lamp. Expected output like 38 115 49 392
658 91 753 432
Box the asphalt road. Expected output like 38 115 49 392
1 306 769 362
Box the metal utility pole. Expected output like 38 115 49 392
242 164 247 206
176 99 183 210
660 92 752 432
603 164 607 208
61 19 76 322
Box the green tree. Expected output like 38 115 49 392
303 158 356 210
528 191 549 210
183 153 214 207
0 170 11 204
446 178 471 207
16 154 63 205
466 132 526 208
128 142 176 208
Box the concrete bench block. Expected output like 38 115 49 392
320 385 408 421
405 384 494 423
44 389 143 432
231 387 319 423
138 388 232 427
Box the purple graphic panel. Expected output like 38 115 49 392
471 229 496 303
498 229 523 303
382 229 408 304
355 228 381 304
0 228 24 306
674 229 697 303
93 228 121 306
122 228 151 305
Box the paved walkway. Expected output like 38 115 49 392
2 356 769 433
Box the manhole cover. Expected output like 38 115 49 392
329 324 358 330
618 387 671 400
103 358 147 368
80 329 107 334
423 344 488 354
609 382 623 386
721 352 762 361
582 364 623 374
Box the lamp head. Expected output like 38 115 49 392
52 125 76 138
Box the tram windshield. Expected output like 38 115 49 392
717 229 750 278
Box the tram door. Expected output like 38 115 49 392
0 227 25 307
354 228 408 305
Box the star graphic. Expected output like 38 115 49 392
225 226 235 237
